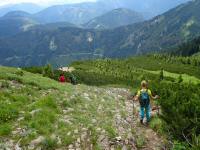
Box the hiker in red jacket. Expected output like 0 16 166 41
59 73 66 83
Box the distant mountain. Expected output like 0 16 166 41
3 10 31 18
0 11 38 37
0 0 200 67
0 3 42 17
32 0 191 25
111 0 200 56
99 0 191 19
34 2 113 24
84 8 144 29
0 0 190 24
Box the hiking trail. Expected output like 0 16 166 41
101 88 165 150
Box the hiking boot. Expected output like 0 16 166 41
146 120 150 126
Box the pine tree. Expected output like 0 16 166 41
159 68 164 81
178 74 183 83
43 64 54 78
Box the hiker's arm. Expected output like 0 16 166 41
151 95 160 100
133 95 139 101
148 90 159 100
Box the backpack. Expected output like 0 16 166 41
139 89 150 107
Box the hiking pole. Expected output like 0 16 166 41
156 92 160 116
127 93 136 114
153 90 160 116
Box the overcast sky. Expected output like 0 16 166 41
0 0 97 6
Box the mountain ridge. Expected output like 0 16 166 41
0 3 42 17
83 8 144 29
0 0 200 67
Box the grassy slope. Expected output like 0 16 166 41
71 55 200 88
125 56 200 79
0 66 121 149
0 66 166 149
145 70 200 84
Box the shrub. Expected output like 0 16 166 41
23 66 44 74
1 80 9 88
31 96 58 110
7 76 23 83
154 82 200 148
42 138 58 150
42 64 54 79
136 135 146 148
0 102 18 122
0 123 12 136
29 109 56 135
15 70 24 76
178 74 183 83
159 68 164 81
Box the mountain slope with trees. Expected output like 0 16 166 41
0 11 38 37
83 8 144 29
0 0 200 67
170 36 200 56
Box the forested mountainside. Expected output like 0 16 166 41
84 8 144 29
0 0 199 67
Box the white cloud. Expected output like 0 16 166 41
0 0 97 6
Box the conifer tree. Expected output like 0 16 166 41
159 68 164 81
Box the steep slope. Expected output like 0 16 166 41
103 0 200 56
0 11 38 37
83 0 200 57
0 66 166 149
170 36 200 56
0 27 102 67
0 3 42 17
84 8 144 29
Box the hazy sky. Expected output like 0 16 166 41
0 0 97 6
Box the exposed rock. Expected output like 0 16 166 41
29 136 45 149
15 144 22 150
67 132 71 136
122 145 127 150
74 129 79 134
17 117 24 122
68 144 74 149
30 109 41 116
92 119 97 124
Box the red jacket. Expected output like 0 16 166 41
59 75 65 83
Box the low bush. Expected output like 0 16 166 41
0 123 12 136
0 101 19 122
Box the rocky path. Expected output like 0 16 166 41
59 87 166 150
103 88 165 150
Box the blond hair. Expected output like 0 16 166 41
141 80 148 88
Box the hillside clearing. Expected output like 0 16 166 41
144 70 200 84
